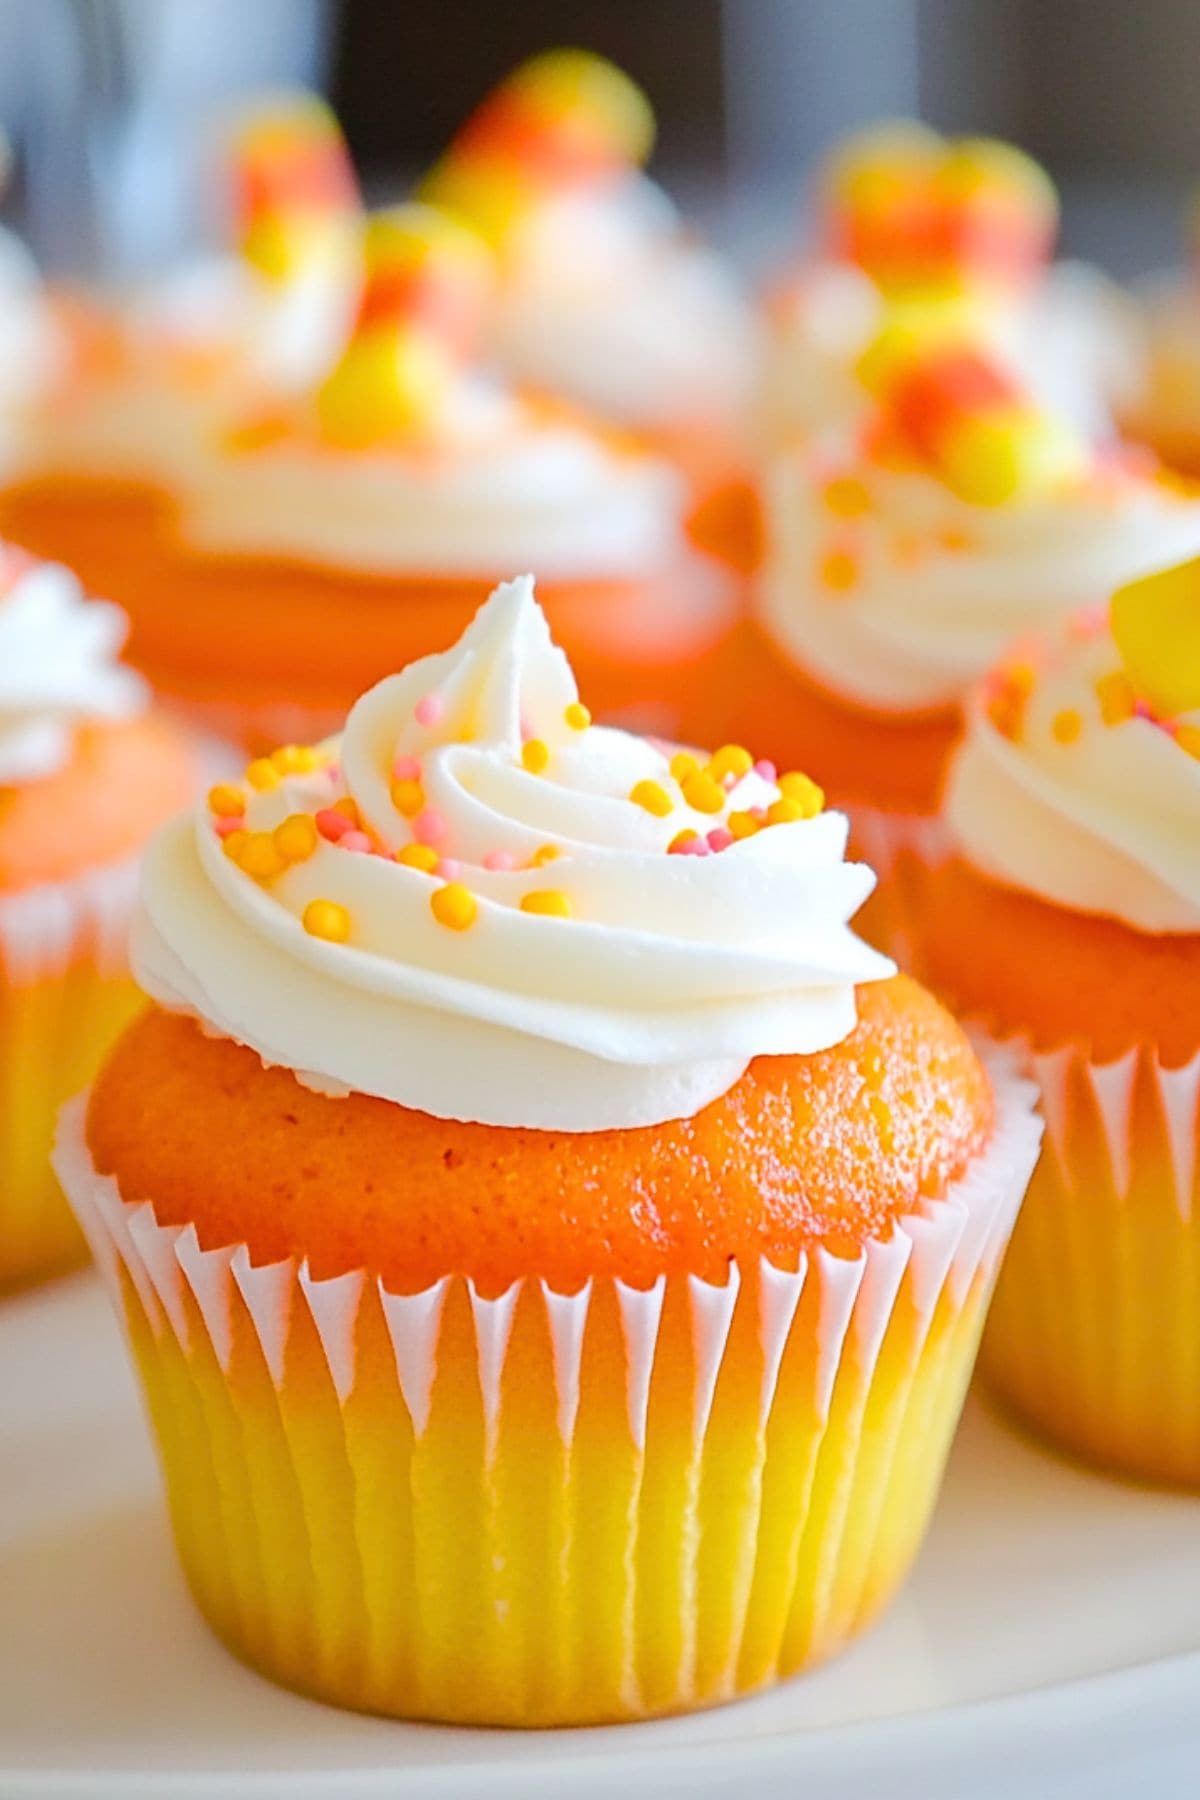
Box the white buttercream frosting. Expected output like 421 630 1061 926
0 552 145 783
490 177 759 430
759 431 1200 714
134 576 891 1129
947 620 1200 933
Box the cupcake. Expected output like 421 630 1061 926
737 328 1200 945
422 50 761 570
0 92 360 613
56 574 1041 1724
0 543 195 1291
1112 196 1200 480
913 559 1200 1487
762 122 1125 450
134 202 734 751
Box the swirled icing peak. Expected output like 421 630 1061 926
0 546 145 784
135 576 892 1130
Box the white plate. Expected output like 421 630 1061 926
2 1271 1198 1799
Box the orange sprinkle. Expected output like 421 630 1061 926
222 829 250 862
532 844 561 867
669 828 700 851
208 783 244 818
396 843 439 872
237 831 287 880
819 545 860 592
270 744 319 775
727 810 761 840
1052 708 1083 745
766 797 806 826
706 744 753 783
670 750 700 783
630 778 673 817
431 882 477 930
822 475 872 519
522 738 550 774
273 814 319 863
332 796 361 827
303 899 351 943
564 702 591 731
1096 669 1135 726
777 771 825 817
937 525 976 553
682 770 726 814
245 758 281 793
520 889 573 918
390 778 426 817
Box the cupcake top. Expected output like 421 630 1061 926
422 50 757 431
135 575 891 1131
177 204 689 581
946 557 1200 933
0 543 144 785
758 335 1200 714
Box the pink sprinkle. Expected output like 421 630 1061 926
325 762 341 784
437 857 460 880
339 830 372 853
392 753 422 781
1134 699 1154 720
754 759 776 782
413 807 448 848
706 827 734 852
214 816 243 838
678 836 711 856
316 808 352 841
749 804 767 821
414 693 443 728
484 849 516 871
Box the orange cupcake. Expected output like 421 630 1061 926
1114 196 1200 480
732 331 1200 948
0 543 195 1290
56 574 1041 1724
422 50 761 574
913 558 1200 1486
0 92 361 612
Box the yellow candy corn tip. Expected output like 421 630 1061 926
504 48 655 164
937 137 1059 223
241 212 341 283
854 299 983 393
939 409 1085 508
418 159 534 245
822 118 945 205
1110 556 1200 718
316 332 456 447
227 89 343 157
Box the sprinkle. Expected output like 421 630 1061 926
273 814 319 863
531 844 561 866
333 796 361 826
437 857 460 880
271 744 319 775
677 835 711 856
776 771 825 817
520 889 573 918
1178 725 1200 760
415 693 444 727
238 831 287 880
214 816 244 839
766 797 808 827
1096 670 1135 726
630 778 673 817
522 738 550 774
564 702 591 730
396 843 439 872
1052 708 1083 745
728 810 761 840
431 881 477 930
706 827 734 852
339 830 373 853
316 807 352 842
392 753 422 781
706 744 753 783
413 807 449 848
823 474 872 518
222 829 249 861
208 782 244 818
819 544 860 592
246 758 281 793
668 829 701 853
753 759 776 783
303 899 351 943
681 770 726 814
670 750 700 783
936 525 975 553
483 849 516 871
390 778 426 817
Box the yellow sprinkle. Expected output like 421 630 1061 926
246 758 281 793
431 882 477 930
776 771 825 817
522 738 550 774
520 889 573 918
532 844 561 866
819 546 860 592
273 813 319 863
332 796 361 826
706 744 754 784
682 770 726 814
564 702 591 731
630 778 674 817
390 778 426 818
303 899 351 943
1096 669 1135 726
1177 725 1200 760
669 828 700 851
270 744 319 775
237 831 287 880
728 810 761 840
670 750 701 783
207 782 244 818
766 797 806 826
396 842 439 872
1052 707 1083 745
222 829 249 861
822 475 872 518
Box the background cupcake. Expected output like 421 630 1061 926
57 575 1040 1725
1113 191 1200 481
135 202 735 751
914 559 1200 1486
0 542 195 1291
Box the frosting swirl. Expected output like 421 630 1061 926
0 549 145 784
759 429 1200 714
135 576 891 1130
947 614 1200 933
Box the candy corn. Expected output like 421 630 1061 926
227 92 359 284
1111 556 1200 718
316 203 491 445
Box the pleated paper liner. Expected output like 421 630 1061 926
0 856 147 1293
977 1029 1200 1489
57 1045 1039 1726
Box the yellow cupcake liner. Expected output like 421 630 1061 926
979 1032 1200 1488
0 858 146 1293
55 1050 1039 1726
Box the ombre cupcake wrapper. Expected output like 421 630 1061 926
0 855 145 1290
974 1024 1200 1487
54 1043 1040 1725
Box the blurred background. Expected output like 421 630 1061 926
0 0 1197 280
